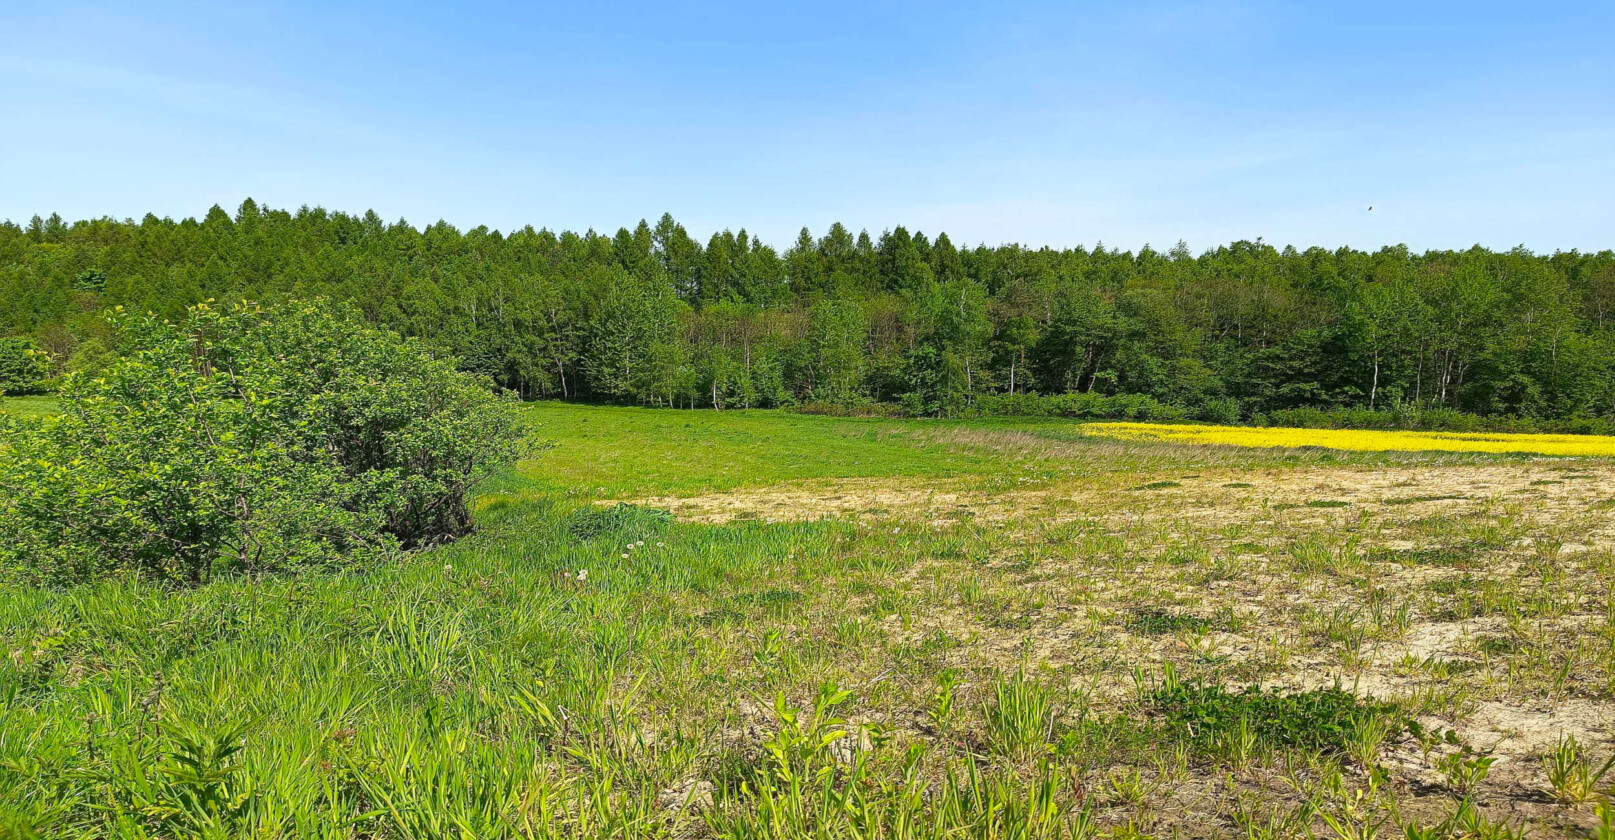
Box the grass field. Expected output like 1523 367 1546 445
4 403 1615 837
0 396 58 420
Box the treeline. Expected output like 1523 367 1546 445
3 200 1614 421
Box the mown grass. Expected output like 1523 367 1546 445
3 403 1615 837
517 403 1025 497
0 396 57 420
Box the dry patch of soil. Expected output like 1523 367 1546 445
627 461 1615 541
627 456 1615 834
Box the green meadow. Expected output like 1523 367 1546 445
0 396 57 421
4 401 1615 837
520 403 1015 495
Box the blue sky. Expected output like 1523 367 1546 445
3 1 1611 252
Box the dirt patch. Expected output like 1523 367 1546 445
625 456 1615 835
626 462 1615 538
628 477 982 524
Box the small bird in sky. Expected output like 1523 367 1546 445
1367 206 1374 211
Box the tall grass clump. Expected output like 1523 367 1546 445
0 300 526 586
985 671 1056 761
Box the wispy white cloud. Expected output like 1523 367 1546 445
0 53 405 149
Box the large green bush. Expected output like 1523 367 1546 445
0 301 527 586
0 336 50 395
968 392 1187 421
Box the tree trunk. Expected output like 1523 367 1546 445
1369 355 1380 409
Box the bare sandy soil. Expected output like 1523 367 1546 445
623 455 1615 834
631 461 1614 545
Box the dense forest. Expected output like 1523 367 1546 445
3 201 1614 423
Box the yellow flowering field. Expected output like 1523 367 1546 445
1082 421 1615 456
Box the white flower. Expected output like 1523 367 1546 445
621 553 629 559
892 527 901 534
577 569 589 581
443 564 453 572
636 540 645 547
657 541 665 547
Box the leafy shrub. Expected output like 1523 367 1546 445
1250 403 1615 436
970 392 1186 421
0 336 51 395
962 392 1615 436
1196 396 1243 424
1148 668 1407 755
65 337 115 377
73 268 108 292
793 401 903 418
1127 610 1216 635
0 300 527 586
565 502 673 540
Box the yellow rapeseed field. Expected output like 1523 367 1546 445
1081 421 1615 457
